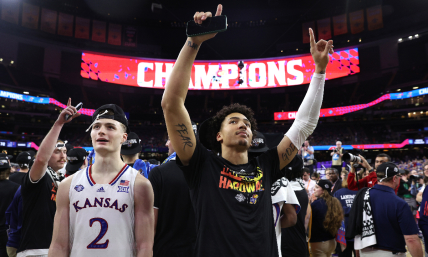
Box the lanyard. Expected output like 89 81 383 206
306 179 311 189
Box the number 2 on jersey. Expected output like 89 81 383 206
87 218 109 249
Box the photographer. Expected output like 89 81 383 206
299 140 315 175
347 153 390 191
330 141 343 172
398 170 418 223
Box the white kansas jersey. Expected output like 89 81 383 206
69 165 138 257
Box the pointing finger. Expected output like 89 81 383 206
215 4 223 16
309 28 316 49
67 98 71 107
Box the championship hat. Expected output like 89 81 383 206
248 131 270 153
0 153 11 169
66 148 88 172
121 132 142 155
376 162 400 182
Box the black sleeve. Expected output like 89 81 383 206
148 166 162 209
396 180 408 197
21 169 47 196
175 141 209 190
257 147 282 182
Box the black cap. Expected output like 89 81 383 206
198 117 214 150
16 151 34 165
376 162 400 181
66 148 88 172
121 132 142 155
248 131 270 153
91 104 129 133
0 153 11 169
284 154 304 173
317 179 333 191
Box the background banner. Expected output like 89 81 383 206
81 48 359 90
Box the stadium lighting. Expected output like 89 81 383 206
409 36 413 40
398 38 403 42
10 60 14 64
281 50 283 52
421 111 424 114
396 89 401 91
415 34 419 38
0 58 2 62
347 40 350 42
296 48 298 51
413 112 416 114
23 91 29 95
413 87 419 89
359 38 361 42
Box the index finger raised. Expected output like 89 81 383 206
215 4 223 16
67 98 71 107
309 28 316 48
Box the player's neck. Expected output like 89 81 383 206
92 154 125 175
19 168 29 173
121 154 139 165
221 147 248 165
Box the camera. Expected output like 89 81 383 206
343 152 362 163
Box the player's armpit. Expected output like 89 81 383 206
49 176 72 257
134 175 154 257
277 135 298 170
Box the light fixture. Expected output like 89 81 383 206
359 38 361 42
396 89 401 91
409 36 413 40
296 48 298 51
421 111 424 114
23 91 29 94
281 50 283 52
347 40 350 42
413 87 419 89
0 58 3 62
10 60 14 64
413 112 416 114
415 34 419 38
398 38 403 42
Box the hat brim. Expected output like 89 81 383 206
66 161 84 172
248 146 270 153
198 117 214 150
120 144 142 155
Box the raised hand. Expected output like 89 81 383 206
309 28 333 74
57 98 81 125
191 4 223 44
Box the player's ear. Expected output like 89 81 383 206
121 133 128 145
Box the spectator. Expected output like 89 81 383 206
282 163 311 257
311 172 320 182
346 162 422 256
9 152 33 186
347 153 390 191
340 170 348 182
333 176 357 257
326 167 342 194
416 163 428 203
121 132 157 178
299 140 315 175
0 154 20 257
398 170 417 222
330 141 344 172
310 180 344 257
302 168 316 198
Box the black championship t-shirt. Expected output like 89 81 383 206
176 142 284 257
148 160 196 257
18 171 58 252
9 172 27 186
281 187 309 257
0 180 20 232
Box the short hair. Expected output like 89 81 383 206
326 167 339 175
376 153 391 162
311 172 320 179
285 167 305 181
206 103 257 154
377 175 394 183
0 168 10 180
404 169 410 176
303 168 311 175
336 141 342 144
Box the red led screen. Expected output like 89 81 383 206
81 48 359 90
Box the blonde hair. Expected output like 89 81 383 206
320 190 344 237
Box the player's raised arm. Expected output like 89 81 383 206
277 28 333 170
30 98 80 181
161 4 223 166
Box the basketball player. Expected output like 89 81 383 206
161 5 332 257
49 104 154 257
